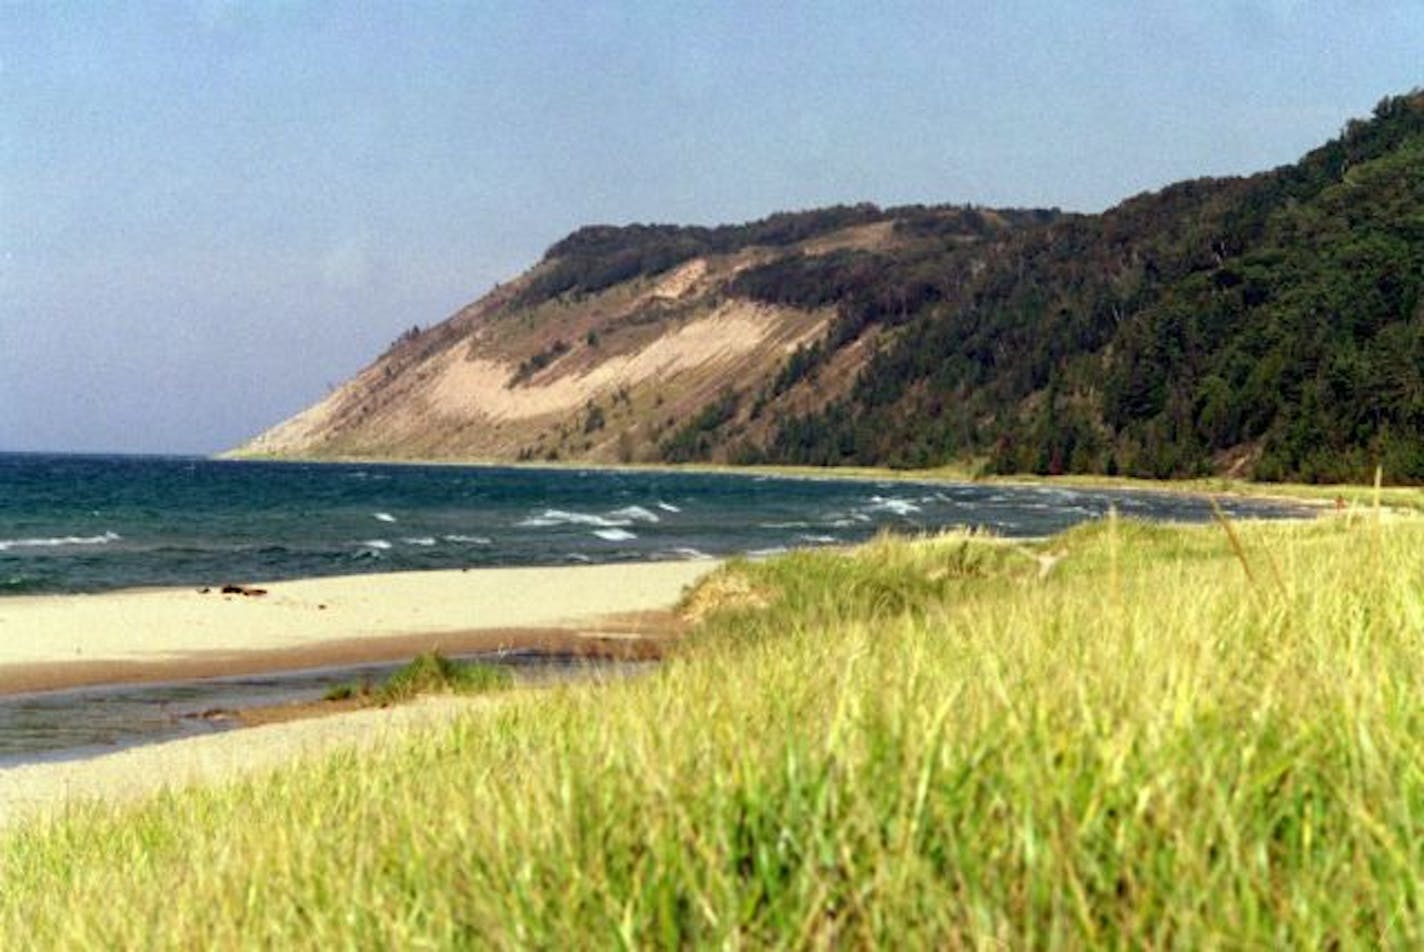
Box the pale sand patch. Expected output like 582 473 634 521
0 696 483 828
650 257 708 299
0 561 715 670
426 302 786 422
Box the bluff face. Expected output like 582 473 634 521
238 92 1424 483
235 205 1049 465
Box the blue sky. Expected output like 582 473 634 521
2 1 1420 453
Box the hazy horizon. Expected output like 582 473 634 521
3 2 1421 454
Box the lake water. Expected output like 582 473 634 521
0 454 1314 763
0 454 1312 596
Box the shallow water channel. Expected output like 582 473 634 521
0 652 650 768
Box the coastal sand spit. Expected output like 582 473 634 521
0 560 718 826
0 560 716 692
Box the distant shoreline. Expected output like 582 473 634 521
218 450 1413 511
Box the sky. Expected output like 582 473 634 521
2 2 1420 455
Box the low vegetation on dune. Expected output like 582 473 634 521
322 651 514 706
3 510 1423 946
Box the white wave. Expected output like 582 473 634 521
592 528 637 542
865 496 921 516
564 553 594 563
374 512 397 523
798 534 839 545
519 509 631 528
402 537 437 547
760 521 810 529
656 501 681 513
607 505 660 523
359 539 393 550
443 534 492 545
665 546 710 560
747 546 789 558
0 531 121 552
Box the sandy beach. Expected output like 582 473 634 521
0 560 717 826
0 560 716 694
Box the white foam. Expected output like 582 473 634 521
747 546 789 558
665 546 710 559
607 505 660 523
519 509 631 528
798 534 839 545
359 539 393 550
0 531 121 552
656 501 681 513
760 521 810 529
443 534 492 545
374 512 397 523
591 528 637 542
865 496 921 516
402 537 437 547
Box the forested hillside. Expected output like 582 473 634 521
701 91 1423 483
242 92 1423 484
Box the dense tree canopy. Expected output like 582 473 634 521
674 91 1424 484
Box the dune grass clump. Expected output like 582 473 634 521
3 515 1424 946
322 652 513 704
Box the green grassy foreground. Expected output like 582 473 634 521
3 512 1423 946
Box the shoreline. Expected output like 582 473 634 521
0 619 676 698
218 450 1421 510
0 695 490 827
0 561 714 697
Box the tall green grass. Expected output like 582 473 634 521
3 516 1422 946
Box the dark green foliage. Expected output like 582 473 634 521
516 203 1058 309
375 652 514 704
583 403 605 434
508 339 571 387
517 205 893 306
659 389 743 462
321 653 513 705
729 91 1424 484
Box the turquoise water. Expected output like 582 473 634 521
0 454 1312 596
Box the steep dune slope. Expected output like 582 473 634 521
235 205 1017 464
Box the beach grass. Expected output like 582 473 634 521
323 651 515 704
3 512 1423 946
